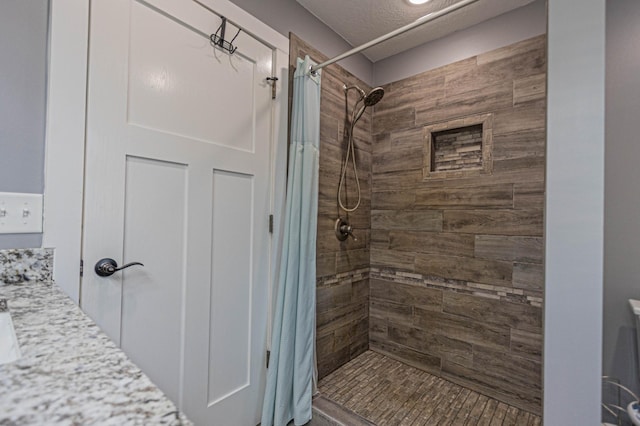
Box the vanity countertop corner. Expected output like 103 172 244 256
0 279 191 425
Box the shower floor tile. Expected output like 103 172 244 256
317 351 540 426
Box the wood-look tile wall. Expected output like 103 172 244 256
289 34 372 379
369 35 546 415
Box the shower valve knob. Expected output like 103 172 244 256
341 224 357 240
335 218 357 241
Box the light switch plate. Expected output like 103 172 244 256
0 192 43 234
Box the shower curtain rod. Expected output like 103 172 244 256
310 0 481 75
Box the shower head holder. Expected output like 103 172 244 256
343 84 366 100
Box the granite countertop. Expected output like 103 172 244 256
0 280 192 425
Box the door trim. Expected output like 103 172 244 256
42 0 90 302
44 0 289 303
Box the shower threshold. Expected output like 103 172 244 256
312 351 540 426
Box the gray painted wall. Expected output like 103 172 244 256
603 0 640 400
227 0 373 84
0 0 49 250
373 0 546 85
544 0 605 423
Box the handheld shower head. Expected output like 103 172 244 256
364 87 385 107
353 87 385 122
344 85 385 107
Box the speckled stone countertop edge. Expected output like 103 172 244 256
0 247 54 285
0 279 192 425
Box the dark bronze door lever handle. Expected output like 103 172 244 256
94 258 144 277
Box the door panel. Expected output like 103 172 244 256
121 156 187 404
82 0 274 424
209 170 253 405
127 1 256 151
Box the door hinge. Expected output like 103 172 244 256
266 77 278 100
80 259 84 277
266 350 271 368
269 214 274 234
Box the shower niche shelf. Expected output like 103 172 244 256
423 113 493 180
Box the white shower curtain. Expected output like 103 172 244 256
261 55 321 426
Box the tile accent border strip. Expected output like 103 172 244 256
316 266 542 307
316 268 370 288
0 248 54 285
370 267 542 307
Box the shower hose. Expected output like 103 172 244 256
338 103 363 212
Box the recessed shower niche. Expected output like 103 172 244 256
423 113 493 180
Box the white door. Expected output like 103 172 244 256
81 0 276 424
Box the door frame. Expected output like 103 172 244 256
43 0 289 310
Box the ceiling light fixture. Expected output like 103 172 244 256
408 0 431 4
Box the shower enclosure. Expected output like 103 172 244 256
290 24 545 423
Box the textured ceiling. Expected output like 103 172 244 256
295 0 535 62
